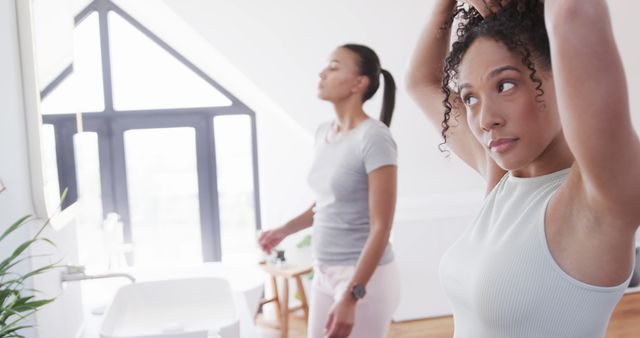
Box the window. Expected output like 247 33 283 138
214 115 258 262
39 0 261 266
41 124 62 210
124 127 202 267
108 12 231 111
40 12 104 115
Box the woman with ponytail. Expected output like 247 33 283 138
259 43 400 338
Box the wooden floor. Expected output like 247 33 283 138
262 292 640 338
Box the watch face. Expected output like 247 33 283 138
352 284 366 299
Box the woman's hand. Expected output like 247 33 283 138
324 296 356 338
460 0 510 17
258 227 287 254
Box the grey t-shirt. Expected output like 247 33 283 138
307 118 397 265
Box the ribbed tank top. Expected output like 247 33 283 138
439 169 631 338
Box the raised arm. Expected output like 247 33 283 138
545 0 640 228
406 0 505 184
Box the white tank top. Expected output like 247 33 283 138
440 169 631 338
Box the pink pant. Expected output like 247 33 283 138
307 260 401 338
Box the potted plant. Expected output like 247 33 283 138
0 192 63 337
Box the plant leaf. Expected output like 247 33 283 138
0 240 39 273
0 324 32 337
0 238 58 273
18 262 60 282
296 234 311 248
0 254 54 280
0 193 65 338
0 215 30 243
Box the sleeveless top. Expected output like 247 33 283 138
440 169 631 338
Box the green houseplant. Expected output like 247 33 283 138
0 191 64 337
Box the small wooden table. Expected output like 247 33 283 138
258 262 313 338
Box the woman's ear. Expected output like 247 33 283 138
352 75 370 94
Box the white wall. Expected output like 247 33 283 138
0 0 37 336
1 1 84 337
611 2 640 130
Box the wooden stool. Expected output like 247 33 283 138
258 262 313 338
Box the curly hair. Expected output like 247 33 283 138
440 0 550 150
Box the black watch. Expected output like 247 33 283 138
350 283 366 300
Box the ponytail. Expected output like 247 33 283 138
340 43 397 127
379 69 396 127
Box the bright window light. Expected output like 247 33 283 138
108 12 232 111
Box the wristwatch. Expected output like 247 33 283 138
350 283 366 300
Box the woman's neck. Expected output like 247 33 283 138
332 99 369 132
511 131 575 178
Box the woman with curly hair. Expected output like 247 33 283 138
407 0 640 337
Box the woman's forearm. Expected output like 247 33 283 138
341 225 392 300
281 203 315 235
406 0 457 91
